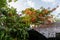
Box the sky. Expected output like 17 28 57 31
8 0 60 18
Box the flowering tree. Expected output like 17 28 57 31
21 6 58 25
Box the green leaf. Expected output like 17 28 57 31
14 0 17 2
0 0 7 8
8 0 12 2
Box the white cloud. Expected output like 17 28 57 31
8 0 28 12
8 0 35 12
41 0 55 3
55 6 60 14
27 0 35 7
41 0 57 6
51 5 60 18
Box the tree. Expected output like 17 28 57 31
22 7 58 25
0 0 18 8
0 0 59 40
0 0 29 40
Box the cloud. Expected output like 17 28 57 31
51 5 60 18
41 0 55 3
55 6 60 14
8 0 28 11
8 0 35 12
41 0 57 5
27 0 35 7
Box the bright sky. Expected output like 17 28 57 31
8 0 60 18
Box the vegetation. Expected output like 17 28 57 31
21 7 58 25
0 0 59 40
0 0 28 40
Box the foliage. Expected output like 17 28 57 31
0 0 18 8
0 0 7 8
0 7 29 40
21 7 58 24
0 0 29 40
0 0 59 40
8 0 18 2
